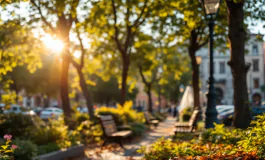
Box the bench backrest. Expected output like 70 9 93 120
188 110 199 127
98 115 117 137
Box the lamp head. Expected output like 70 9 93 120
200 0 221 19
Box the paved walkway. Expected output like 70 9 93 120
85 116 176 160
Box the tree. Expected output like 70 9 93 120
133 34 158 113
221 0 264 128
70 24 95 120
28 0 96 122
89 75 138 106
152 1 227 111
87 0 156 105
225 0 251 128
7 55 60 98
0 19 42 77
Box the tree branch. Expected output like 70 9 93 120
133 0 148 27
111 0 124 53
151 68 158 84
138 65 148 86
74 18 86 68
69 54 81 71
197 39 208 50
125 0 131 27
30 0 56 34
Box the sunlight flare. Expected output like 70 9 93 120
41 34 64 53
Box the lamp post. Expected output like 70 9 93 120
200 0 221 128
179 84 185 94
196 56 202 66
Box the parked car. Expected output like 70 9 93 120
40 107 63 120
32 107 44 116
216 105 234 126
77 107 88 113
216 105 234 113
3 104 36 116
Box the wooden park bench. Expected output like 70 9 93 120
173 110 199 134
144 111 159 128
98 115 132 149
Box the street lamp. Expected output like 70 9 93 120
196 56 202 65
200 0 221 128
179 84 185 93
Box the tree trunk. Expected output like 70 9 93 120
188 35 200 110
77 67 95 120
158 85 161 113
146 87 153 113
120 56 129 105
226 1 251 129
60 54 72 125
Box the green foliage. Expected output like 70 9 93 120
7 56 60 97
130 123 146 137
96 101 146 136
76 120 102 144
238 114 265 158
13 139 37 160
200 123 243 145
75 113 90 125
0 92 17 106
142 115 265 159
28 118 76 149
0 20 42 77
96 101 145 126
0 114 41 138
0 134 16 160
179 108 192 122
37 143 60 155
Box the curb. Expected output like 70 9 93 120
37 144 85 160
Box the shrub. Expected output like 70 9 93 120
141 115 265 159
0 114 43 138
76 120 102 144
13 139 38 160
37 143 60 155
28 118 74 149
130 123 146 137
179 108 192 122
200 123 243 145
76 113 89 125
138 138 173 160
0 134 17 160
238 114 265 158
96 101 145 125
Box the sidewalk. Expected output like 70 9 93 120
85 116 176 160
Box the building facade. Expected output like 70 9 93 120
198 35 265 105
135 82 168 111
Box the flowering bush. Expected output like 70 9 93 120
140 115 265 160
96 101 145 125
0 134 17 160
96 101 146 136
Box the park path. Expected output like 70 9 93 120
84 116 176 160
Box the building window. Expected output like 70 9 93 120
253 45 258 55
142 100 145 107
254 78 260 89
253 59 259 72
219 62 225 74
